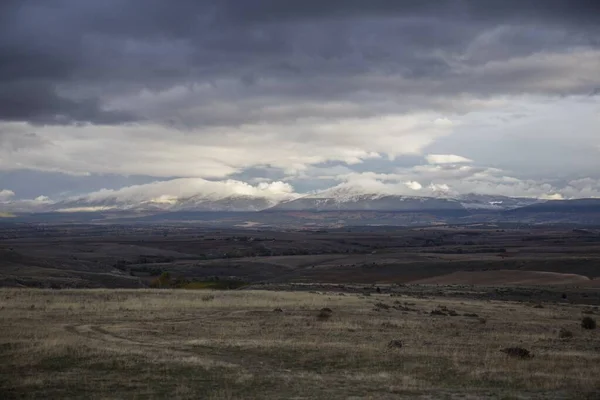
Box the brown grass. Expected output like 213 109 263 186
1 289 599 399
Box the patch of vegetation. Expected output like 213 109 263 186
317 308 332 320
374 302 390 310
581 317 597 330
430 305 458 316
149 271 172 288
500 347 533 359
558 328 573 339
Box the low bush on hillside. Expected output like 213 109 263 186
558 328 574 339
581 317 596 330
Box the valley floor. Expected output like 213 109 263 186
1 289 599 399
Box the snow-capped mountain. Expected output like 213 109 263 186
269 186 467 212
267 187 543 212
168 195 281 212
1 183 547 214
42 194 288 213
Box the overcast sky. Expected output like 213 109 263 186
1 0 600 207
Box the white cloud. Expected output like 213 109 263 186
404 181 423 190
426 154 473 164
0 113 454 178
323 163 600 199
0 189 15 202
0 194 52 213
73 178 298 205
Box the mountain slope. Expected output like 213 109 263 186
269 190 468 213
47 194 285 213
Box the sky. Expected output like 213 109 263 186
1 0 600 209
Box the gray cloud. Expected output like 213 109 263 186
1 0 599 125
1 1 599 202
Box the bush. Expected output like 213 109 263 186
500 347 533 359
374 302 390 310
558 328 573 339
581 317 596 330
150 271 171 288
317 308 332 321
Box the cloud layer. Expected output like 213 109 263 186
1 1 599 207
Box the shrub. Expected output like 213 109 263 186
558 328 573 339
317 308 332 321
500 347 533 359
374 302 390 310
581 317 596 330
159 271 171 286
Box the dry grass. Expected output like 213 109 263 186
1 289 599 399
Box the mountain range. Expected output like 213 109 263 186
1 187 544 213
3 187 600 226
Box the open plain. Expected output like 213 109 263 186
1 288 599 399
1 224 600 398
2 223 600 290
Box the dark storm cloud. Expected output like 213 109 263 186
0 0 599 125
221 0 600 26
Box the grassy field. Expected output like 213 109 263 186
1 289 599 399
